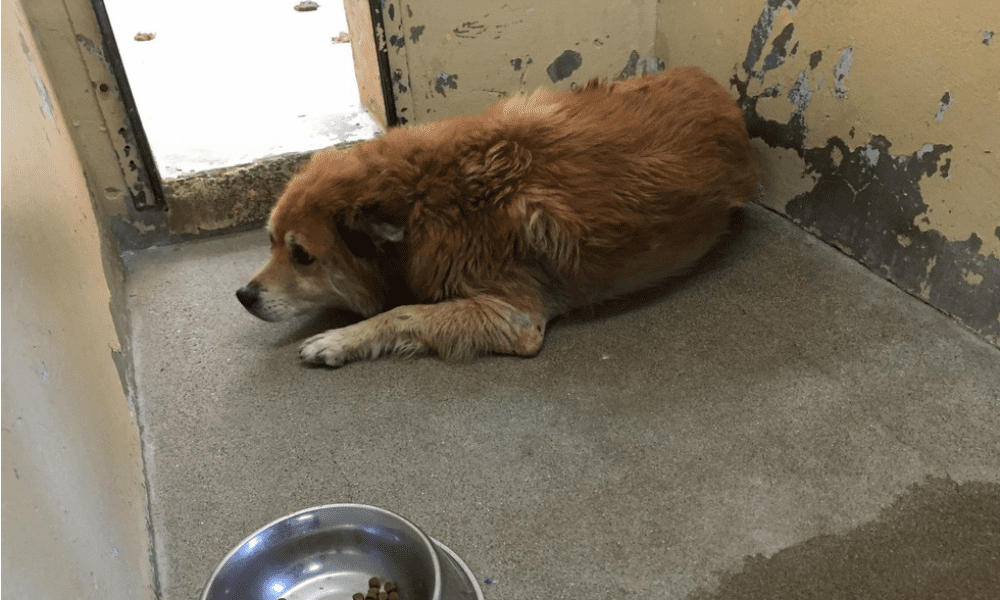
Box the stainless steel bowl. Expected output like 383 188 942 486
201 504 483 600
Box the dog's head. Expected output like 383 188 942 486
236 149 408 322
236 123 534 323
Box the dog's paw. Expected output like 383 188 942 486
299 326 367 368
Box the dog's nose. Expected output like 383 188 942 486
236 283 259 310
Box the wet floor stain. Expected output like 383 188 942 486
688 477 1000 600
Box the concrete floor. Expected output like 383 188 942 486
125 203 1000 600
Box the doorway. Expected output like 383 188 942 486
102 0 381 178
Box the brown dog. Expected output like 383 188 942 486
236 67 758 367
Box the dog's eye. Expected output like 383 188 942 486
290 243 316 266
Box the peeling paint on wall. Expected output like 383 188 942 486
726 0 1000 344
934 91 952 122
387 1 659 121
617 49 664 80
808 49 822 69
547 50 583 82
831 46 853 98
434 71 458 96
785 136 999 339
762 23 796 73
746 1 795 73
392 68 408 94
19 32 54 119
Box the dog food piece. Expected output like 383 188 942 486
134 32 155 41
293 1 319 11
355 578 400 600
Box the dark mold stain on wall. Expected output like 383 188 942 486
734 0 1000 344
546 50 583 82
409 25 425 43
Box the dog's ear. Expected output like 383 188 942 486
334 203 406 260
461 140 532 205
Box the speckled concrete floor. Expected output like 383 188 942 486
125 203 1000 600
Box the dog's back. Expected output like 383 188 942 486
480 67 759 306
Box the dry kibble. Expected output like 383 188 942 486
355 577 399 600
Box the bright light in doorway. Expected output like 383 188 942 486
103 0 380 177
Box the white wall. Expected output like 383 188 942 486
1 0 156 596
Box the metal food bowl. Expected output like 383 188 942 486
201 504 483 600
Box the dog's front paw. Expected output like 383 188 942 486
299 326 368 368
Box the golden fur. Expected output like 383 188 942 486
236 67 758 367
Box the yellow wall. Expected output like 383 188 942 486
380 0 661 124
663 0 999 343
1 0 155 596
660 1 999 248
